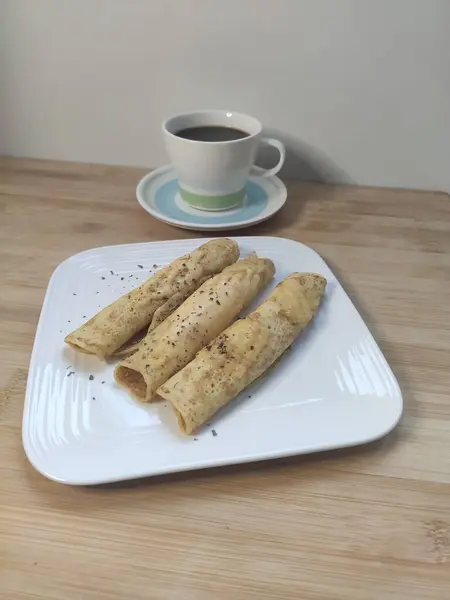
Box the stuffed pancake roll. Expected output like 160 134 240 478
64 238 239 360
114 254 275 401
158 273 326 434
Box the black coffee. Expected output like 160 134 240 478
175 126 249 142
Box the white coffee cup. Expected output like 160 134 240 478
162 110 285 211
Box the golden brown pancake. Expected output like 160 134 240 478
110 274 211 360
64 238 239 360
158 273 326 434
114 254 275 401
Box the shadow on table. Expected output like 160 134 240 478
257 128 352 185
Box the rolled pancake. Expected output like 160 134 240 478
65 238 239 360
158 273 326 434
114 254 275 401
111 274 211 360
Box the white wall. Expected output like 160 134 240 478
2 0 450 191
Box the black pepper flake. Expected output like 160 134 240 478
138 264 143 269
216 300 221 305
250 345 254 350
217 340 227 355
101 276 105 280
96 291 99 294
66 371 75 377
92 397 96 401
89 375 94 381
248 395 252 399
72 293 76 296
82 316 86 318
110 270 114 275
66 365 72 370
194 438 198 441
199 290 205 294
212 429 217 437
120 277 124 281
101 381 105 384
153 264 158 268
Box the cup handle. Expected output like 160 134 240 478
251 137 286 178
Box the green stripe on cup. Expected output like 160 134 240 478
179 186 245 211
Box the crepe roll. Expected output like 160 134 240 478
65 238 239 360
111 274 211 360
114 254 275 401
158 273 326 434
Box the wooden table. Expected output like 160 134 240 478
1 158 450 599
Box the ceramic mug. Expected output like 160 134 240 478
162 110 285 211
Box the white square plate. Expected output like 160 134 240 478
23 237 402 485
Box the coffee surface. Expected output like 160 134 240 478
175 126 249 142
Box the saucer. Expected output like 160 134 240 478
136 165 287 231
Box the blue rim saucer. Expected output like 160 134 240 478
136 165 287 231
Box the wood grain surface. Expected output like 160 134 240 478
1 158 450 599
